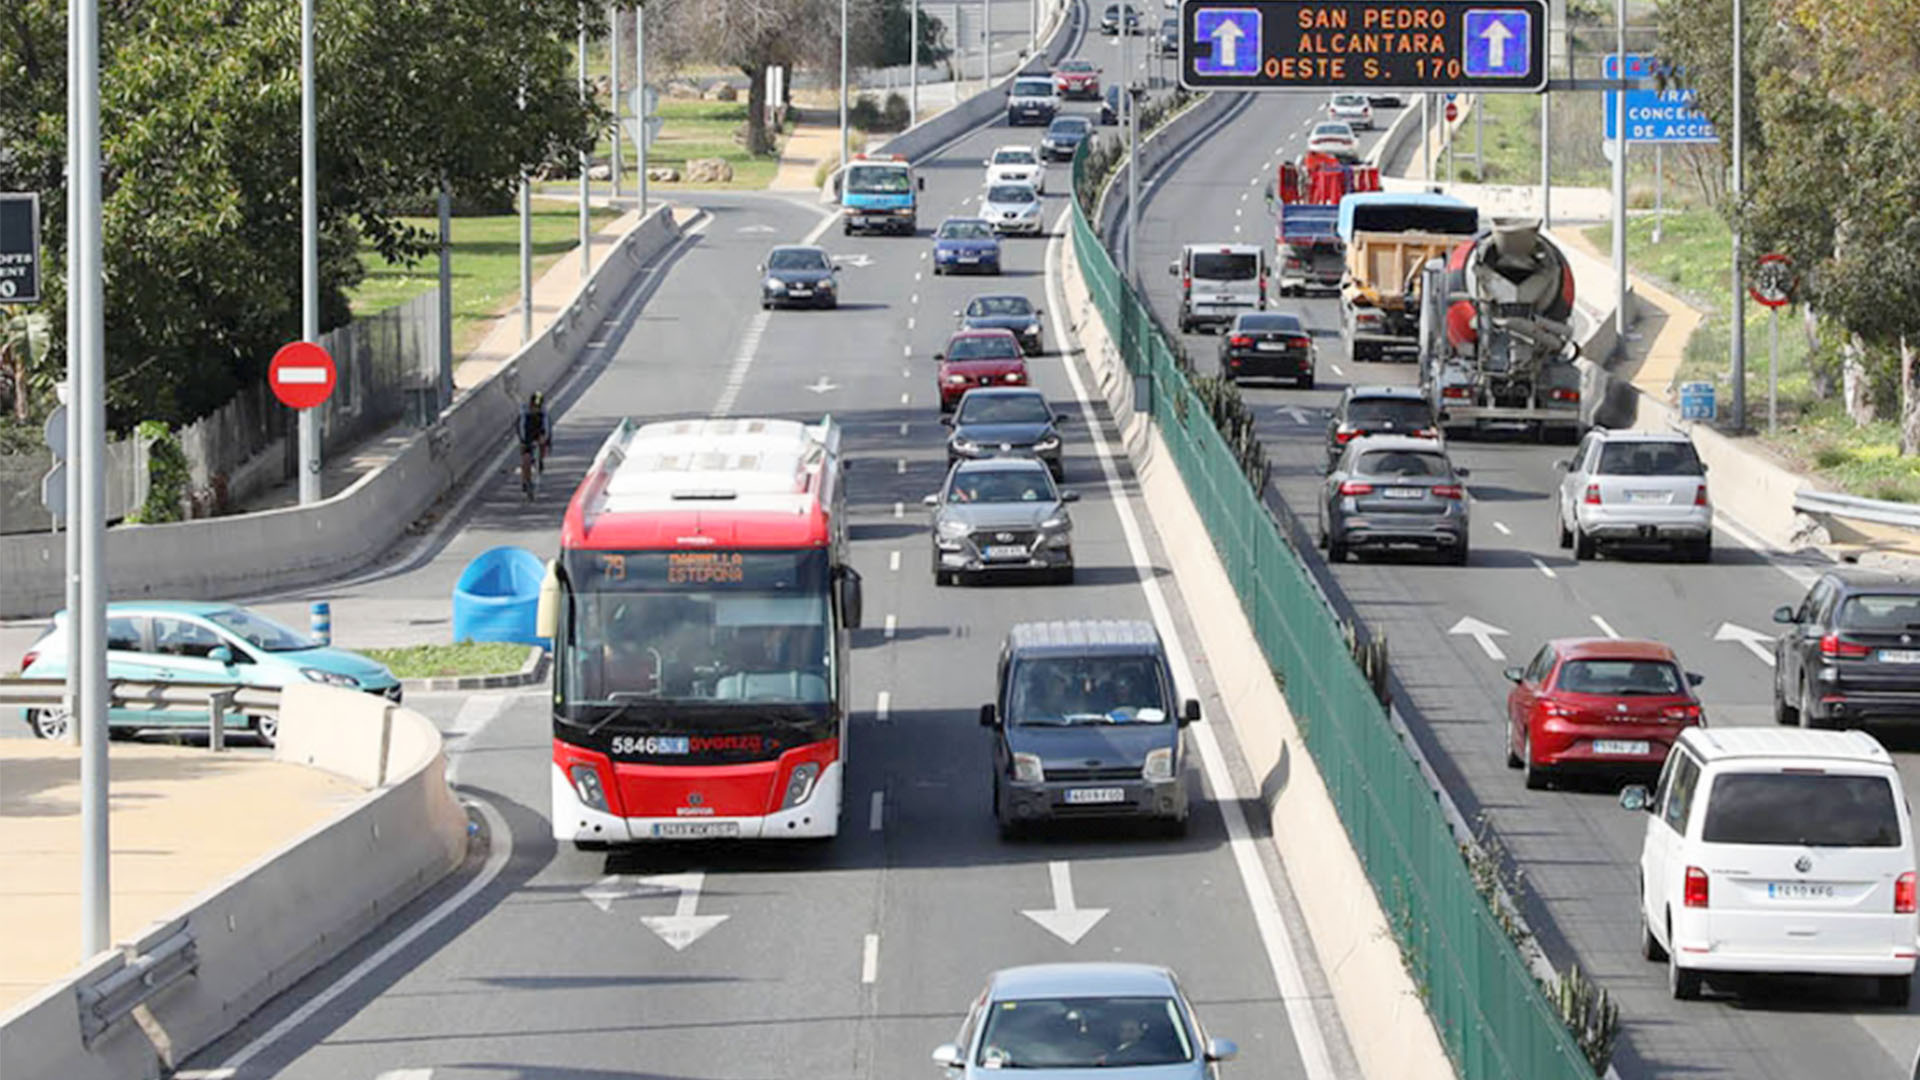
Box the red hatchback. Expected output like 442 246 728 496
1503 638 1705 790
936 329 1029 412
1052 59 1102 100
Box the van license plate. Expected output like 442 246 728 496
1879 650 1920 664
1767 881 1837 900
1065 788 1126 805
653 821 741 839
1591 740 1650 756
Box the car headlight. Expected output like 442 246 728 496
1032 435 1060 451
764 277 783 290
936 248 954 259
302 667 360 687
1022 323 1041 336
1012 753 1045 783
951 438 979 453
1040 514 1071 531
569 764 609 810
937 518 972 538
1019 204 1040 217
817 279 834 290
781 762 821 808
1143 747 1175 782
946 374 970 384
1005 372 1024 382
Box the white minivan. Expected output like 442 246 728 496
1170 243 1267 334
1623 728 1918 1004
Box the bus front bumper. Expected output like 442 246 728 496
550 762 843 842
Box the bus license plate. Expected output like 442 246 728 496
1065 788 1126 805
1768 881 1836 900
653 821 741 839
1592 740 1650 756
985 545 1028 560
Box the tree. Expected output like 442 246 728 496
647 0 840 155
854 0 949 69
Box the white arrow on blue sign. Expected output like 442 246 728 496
1193 8 1261 78
1463 10 1532 80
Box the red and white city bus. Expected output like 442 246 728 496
536 416 863 844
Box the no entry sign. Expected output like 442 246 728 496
269 341 337 409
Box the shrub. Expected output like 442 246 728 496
127 420 187 524
882 91 911 131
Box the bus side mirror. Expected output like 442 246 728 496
535 559 561 640
837 566 864 629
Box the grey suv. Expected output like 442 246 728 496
1773 570 1920 728
982 620 1200 838
1556 428 1711 562
1321 435 1470 564
926 459 1078 585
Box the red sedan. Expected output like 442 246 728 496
1052 59 1102 100
1504 638 1705 790
936 329 1029 412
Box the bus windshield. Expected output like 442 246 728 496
846 165 911 194
558 549 834 714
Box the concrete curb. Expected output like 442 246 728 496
403 646 549 693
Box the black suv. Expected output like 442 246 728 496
982 619 1199 838
1773 570 1920 727
1324 385 1440 470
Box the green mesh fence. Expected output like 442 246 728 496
1069 150 1594 1080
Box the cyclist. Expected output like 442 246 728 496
515 392 550 492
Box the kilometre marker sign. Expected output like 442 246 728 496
1181 0 1548 92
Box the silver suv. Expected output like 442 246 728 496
1556 429 1711 562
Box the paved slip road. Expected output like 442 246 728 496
1123 91 1920 1078
176 13 1361 1080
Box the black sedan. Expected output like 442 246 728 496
1218 312 1315 387
943 387 1069 479
758 245 839 309
1040 116 1093 161
957 294 1045 354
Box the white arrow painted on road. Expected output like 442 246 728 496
1284 406 1310 425
1715 622 1776 667
637 872 729 951
805 376 839 394
1480 19 1514 70
1209 18 1246 69
837 252 874 268
1022 860 1109 945
1448 616 1510 662
580 874 640 913
736 224 777 234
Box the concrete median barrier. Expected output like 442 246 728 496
0 206 683 619
0 685 467 1080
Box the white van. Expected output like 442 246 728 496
1623 728 1918 1004
1169 243 1267 334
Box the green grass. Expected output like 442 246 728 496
1455 92 1714 209
348 201 619 355
644 100 783 189
359 641 534 679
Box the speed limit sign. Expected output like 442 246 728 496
1749 253 1796 308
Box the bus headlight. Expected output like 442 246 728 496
569 764 608 811
781 762 821 808
1011 753 1045 783
1143 748 1175 782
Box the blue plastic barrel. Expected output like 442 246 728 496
1678 381 1716 422
451 547 549 647
309 601 331 646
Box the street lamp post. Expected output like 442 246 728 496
839 0 850 172
298 0 321 503
1730 0 1746 431
636 3 647 215
910 0 919 128
610 3 622 200
579 5 591 276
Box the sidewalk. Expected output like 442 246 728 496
0 739 362 1013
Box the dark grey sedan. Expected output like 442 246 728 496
957 294 1044 353
925 459 1077 585
944 387 1069 478
1321 435 1470 564
759 245 838 309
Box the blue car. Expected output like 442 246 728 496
932 217 1003 276
17 601 402 745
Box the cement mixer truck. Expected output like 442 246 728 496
1416 218 1585 442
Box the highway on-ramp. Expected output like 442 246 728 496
1121 90 1920 1078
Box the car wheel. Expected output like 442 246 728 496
1448 542 1470 567
1158 814 1189 839
1689 537 1712 563
842 222 852 236
1328 534 1349 563
1053 565 1075 585
1504 718 1522 769
1640 900 1668 962
27 708 72 741
1556 508 1573 549
1669 942 1703 1001
1799 679 1825 730
252 713 279 747
1572 526 1596 561
1878 975 1911 1007
1773 676 1800 726
760 300 771 311
1522 730 1550 790
1300 375 1315 390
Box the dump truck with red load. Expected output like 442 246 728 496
1268 153 1380 296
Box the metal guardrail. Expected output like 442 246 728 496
2 677 280 750
75 922 197 1044
1794 489 1920 532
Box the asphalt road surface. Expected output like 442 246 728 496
1121 89 1920 1079
175 11 1363 1080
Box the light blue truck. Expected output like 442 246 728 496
839 154 924 236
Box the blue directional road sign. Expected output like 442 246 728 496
1602 54 1719 143
1192 8 1261 78
1463 9 1533 80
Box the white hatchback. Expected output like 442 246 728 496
983 145 1047 194
1623 727 1919 1004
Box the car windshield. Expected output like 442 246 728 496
988 185 1036 204
1050 118 1091 135
767 248 827 271
206 607 316 652
846 164 911 193
1190 252 1258 280
959 394 1051 425
1237 313 1301 332
1555 659 1683 696
978 995 1192 1068
1013 78 1054 96
1009 657 1170 726
995 149 1038 165
1837 594 1920 632
940 220 994 240
1313 124 1351 138
948 335 1022 360
1059 60 1095 72
1334 94 1368 107
969 296 1033 317
1701 773 1902 847
1595 441 1705 476
1346 398 1432 427
1355 449 1449 477
947 468 1056 504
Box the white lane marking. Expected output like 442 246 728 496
911 293 920 305
1234 225 1243 235
1530 557 1557 580
443 695 509 785
893 501 904 519
901 368 911 378
175 1072 234 1080
875 690 891 722
1715 621 1777 667
198 798 510 1076
884 613 897 640
896 458 907 474
901 391 912 405
1021 860 1110 945
1248 175 1260 186
711 308 772 417
1447 616 1509 661
907 316 916 330
862 933 881 983
915 271 923 281
1492 521 1511 536
870 790 885 831
1591 614 1621 638
1240 191 1249 202
889 550 901 571
803 210 840 245
1042 209 1339 1080
1235 207 1243 217
375 1070 434 1080
1329 363 1344 376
